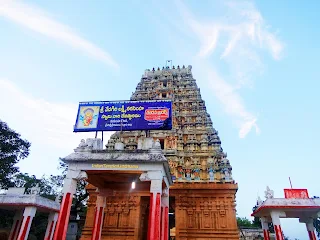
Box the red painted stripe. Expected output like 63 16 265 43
45 220 55 240
160 207 163 240
147 192 162 240
147 193 155 240
274 225 284 240
312 231 317 240
163 207 169 240
18 216 31 240
308 231 317 240
94 207 104 240
160 207 165 240
155 193 161 240
16 217 24 239
53 192 73 240
91 207 98 239
10 219 20 240
263 229 270 240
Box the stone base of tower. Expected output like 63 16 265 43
81 183 239 240
171 182 239 240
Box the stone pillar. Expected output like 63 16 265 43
91 195 106 240
44 212 59 240
53 169 87 240
260 217 270 240
300 218 317 240
16 206 37 240
160 188 169 240
270 211 284 240
8 210 23 240
306 220 317 240
148 178 162 240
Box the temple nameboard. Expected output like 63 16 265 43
74 100 172 132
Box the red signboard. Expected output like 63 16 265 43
144 108 169 121
284 189 309 199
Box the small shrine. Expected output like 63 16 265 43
0 186 60 240
252 186 320 240
53 137 172 240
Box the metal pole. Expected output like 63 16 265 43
102 131 104 146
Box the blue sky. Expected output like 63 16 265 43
0 0 319 239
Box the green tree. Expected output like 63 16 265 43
0 120 31 189
237 217 254 227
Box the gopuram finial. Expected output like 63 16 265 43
264 186 274 199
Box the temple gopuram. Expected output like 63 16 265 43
80 65 239 239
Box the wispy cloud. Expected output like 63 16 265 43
0 1 119 69
0 78 113 176
166 0 284 138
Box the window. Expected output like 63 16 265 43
162 93 167 98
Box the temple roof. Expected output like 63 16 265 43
251 198 320 219
0 194 60 212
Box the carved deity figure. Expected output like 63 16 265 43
193 168 200 180
185 169 191 181
168 160 178 177
166 136 176 149
78 139 87 148
201 159 207 170
208 166 215 181
177 166 184 180
265 186 274 199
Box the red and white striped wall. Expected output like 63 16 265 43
305 220 317 240
270 211 284 240
8 210 23 240
148 179 162 240
53 176 78 240
44 212 59 240
160 188 169 240
260 217 270 240
16 207 37 240
91 195 106 240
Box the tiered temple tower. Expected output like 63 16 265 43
81 65 239 239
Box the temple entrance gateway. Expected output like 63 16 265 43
252 187 320 240
57 65 239 239
53 138 172 240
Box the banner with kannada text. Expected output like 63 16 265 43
74 100 172 132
